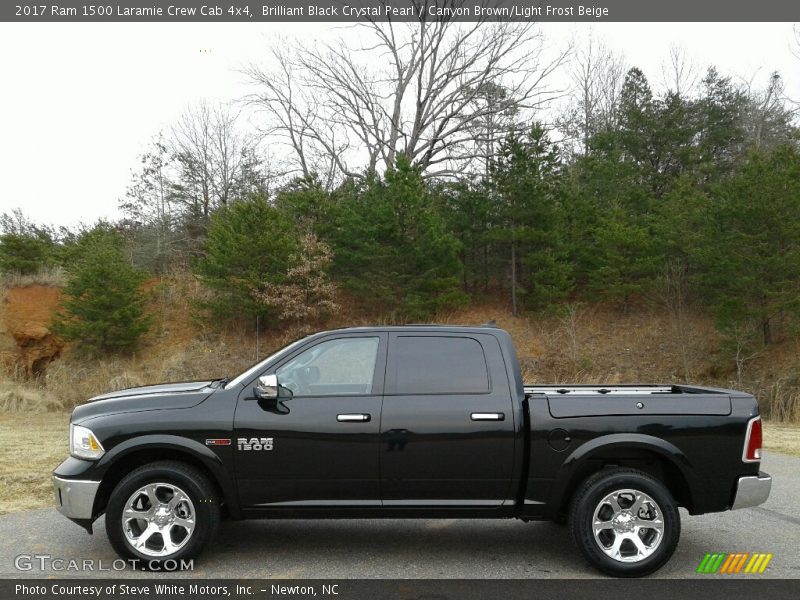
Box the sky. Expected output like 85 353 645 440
0 22 798 229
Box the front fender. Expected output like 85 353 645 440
93 434 240 518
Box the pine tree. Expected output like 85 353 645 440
568 82 661 310
589 204 658 313
193 194 299 323
490 125 572 313
54 227 151 356
0 233 53 275
0 210 58 275
692 145 800 346
617 67 656 168
694 67 748 183
326 157 467 320
433 180 497 295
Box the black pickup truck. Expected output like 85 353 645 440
53 325 771 576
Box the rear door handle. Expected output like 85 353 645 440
337 413 371 422
471 412 505 421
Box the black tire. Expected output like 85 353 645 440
105 461 220 569
568 468 680 577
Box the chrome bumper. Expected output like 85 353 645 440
53 475 100 520
731 472 772 510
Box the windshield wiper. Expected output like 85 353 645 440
209 377 229 389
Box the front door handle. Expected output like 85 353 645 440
471 412 505 421
337 413 371 422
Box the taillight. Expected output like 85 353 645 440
743 417 762 462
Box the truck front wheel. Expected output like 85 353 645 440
105 461 220 569
568 468 680 577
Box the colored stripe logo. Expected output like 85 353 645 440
696 552 773 574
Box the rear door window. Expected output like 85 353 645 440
393 336 490 395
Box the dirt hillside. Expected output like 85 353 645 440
1 286 63 376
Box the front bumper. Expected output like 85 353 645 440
53 475 100 520
731 472 772 510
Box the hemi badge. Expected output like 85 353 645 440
205 438 231 446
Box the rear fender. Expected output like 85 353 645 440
548 433 695 516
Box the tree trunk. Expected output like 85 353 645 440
761 294 772 345
461 247 468 292
762 316 772 346
511 238 518 317
483 244 489 293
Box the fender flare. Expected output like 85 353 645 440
94 434 241 518
549 433 696 514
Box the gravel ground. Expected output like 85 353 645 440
0 451 796 579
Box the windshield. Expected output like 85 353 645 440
224 336 309 389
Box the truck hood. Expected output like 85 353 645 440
71 381 216 423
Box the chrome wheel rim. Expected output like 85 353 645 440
592 488 664 563
122 482 195 557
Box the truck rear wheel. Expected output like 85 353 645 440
105 461 220 569
568 468 680 577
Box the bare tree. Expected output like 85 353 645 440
120 103 275 267
656 259 694 381
465 81 522 177
723 321 762 387
738 71 797 152
558 33 626 157
660 45 699 97
245 48 342 186
120 134 179 270
170 101 257 219
245 8 570 185
793 24 800 61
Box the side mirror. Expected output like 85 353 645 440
254 374 279 400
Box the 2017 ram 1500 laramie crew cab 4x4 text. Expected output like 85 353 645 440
53 325 771 576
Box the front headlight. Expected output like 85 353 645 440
69 424 105 460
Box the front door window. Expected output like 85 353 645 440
276 337 380 397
